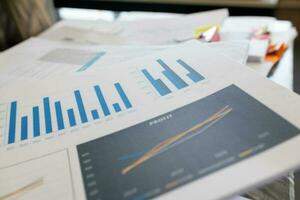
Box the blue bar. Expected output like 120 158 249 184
114 83 132 109
55 101 65 130
32 106 40 137
20 116 28 140
74 90 88 123
157 59 188 89
91 109 99 120
142 69 171 96
177 59 205 83
113 103 121 112
67 109 76 127
43 97 52 134
94 85 111 116
77 52 106 72
8 101 17 144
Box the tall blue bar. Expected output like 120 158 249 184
114 83 132 109
142 69 171 96
157 59 188 89
177 59 205 82
20 116 28 140
67 109 76 127
8 101 17 144
55 101 65 130
91 109 99 120
113 103 121 112
32 106 40 137
74 90 88 123
43 97 52 134
94 85 111 116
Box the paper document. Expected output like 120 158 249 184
0 38 248 88
247 39 269 62
40 9 228 45
0 41 299 200
220 16 297 86
116 9 228 44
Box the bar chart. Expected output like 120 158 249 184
141 59 205 96
6 82 132 145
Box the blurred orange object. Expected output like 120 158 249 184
265 43 288 64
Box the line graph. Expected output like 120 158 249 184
117 106 231 162
121 105 233 175
77 85 299 200
0 150 74 200
0 178 44 200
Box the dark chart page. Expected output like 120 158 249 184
77 85 299 200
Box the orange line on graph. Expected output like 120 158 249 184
121 105 233 175
165 181 178 189
0 177 44 200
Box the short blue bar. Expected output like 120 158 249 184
8 101 17 144
91 109 99 120
32 106 40 137
74 90 88 123
20 116 28 140
114 83 132 109
43 97 52 134
177 59 205 83
94 85 111 116
142 69 171 96
67 109 76 127
157 59 188 89
55 101 65 130
113 103 121 113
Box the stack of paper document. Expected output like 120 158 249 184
0 9 299 200
221 16 297 80
40 9 229 45
0 38 249 89
40 11 297 82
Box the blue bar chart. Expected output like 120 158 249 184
142 59 205 96
6 82 132 144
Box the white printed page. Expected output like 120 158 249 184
0 38 248 89
0 41 299 200
39 9 228 45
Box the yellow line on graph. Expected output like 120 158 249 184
239 148 253 158
0 177 44 200
121 105 233 175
